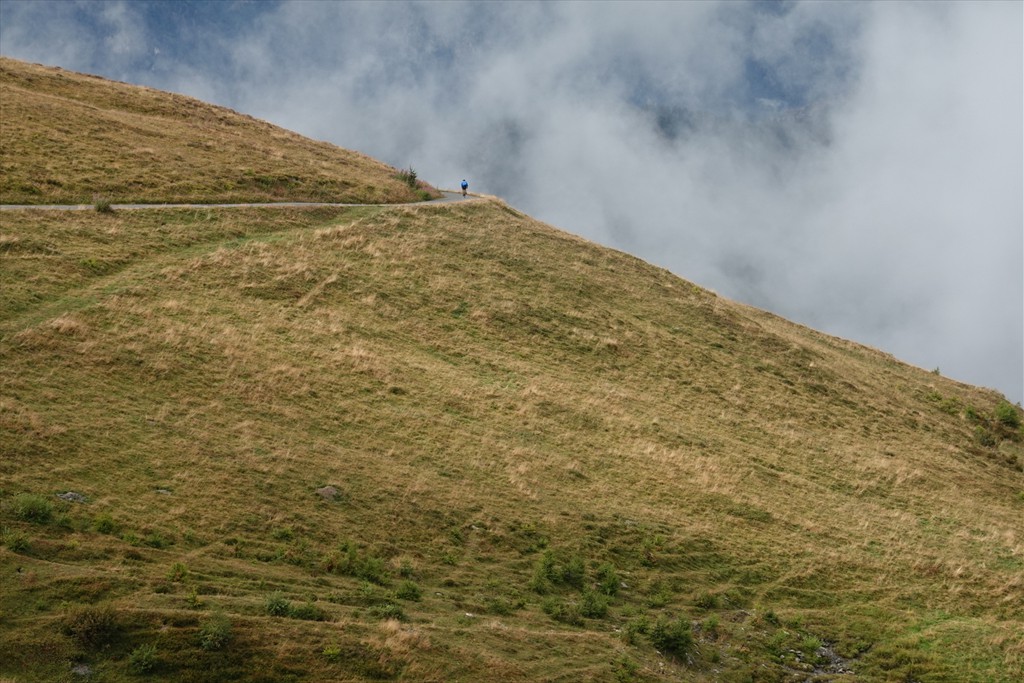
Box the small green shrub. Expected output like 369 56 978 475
640 535 664 566
800 635 823 659
995 401 1021 429
646 581 671 608
596 562 619 596
649 615 693 657
579 590 609 619
397 167 418 188
143 533 171 549
93 513 116 534
530 549 586 593
485 593 524 616
64 604 120 647
94 199 114 213
128 643 158 674
561 554 586 589
975 426 997 447
765 629 791 657
197 612 232 651
185 587 204 610
2 527 30 552
541 597 583 626
368 602 406 621
8 493 53 523
613 654 640 682
265 592 291 616
395 580 421 601
623 615 648 645
695 591 720 610
333 542 391 585
529 551 556 593
167 562 189 582
484 597 513 615
358 556 389 585
322 644 343 662
289 601 328 621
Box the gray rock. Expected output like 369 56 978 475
315 485 341 501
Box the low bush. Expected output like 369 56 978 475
530 549 586 593
330 542 390 585
2 527 30 552
185 587 204 610
197 612 232 651
975 426 997 447
397 167 417 188
93 513 116 534
613 655 640 683
289 601 328 621
485 593 525 616
541 597 583 626
695 591 720 610
579 590 609 619
358 556 389 585
7 493 53 523
128 643 158 674
395 580 421 601
265 592 291 616
995 401 1021 430
368 602 406 621
596 562 620 596
623 615 648 645
167 562 189 582
649 615 693 657
64 604 120 647
143 533 171 549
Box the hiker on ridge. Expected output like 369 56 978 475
461 179 468 197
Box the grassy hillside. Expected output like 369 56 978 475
0 57 439 205
2 62 1023 683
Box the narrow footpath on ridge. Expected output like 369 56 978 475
0 191 475 211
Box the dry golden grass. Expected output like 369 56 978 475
0 57 439 204
2 200 1022 681
1 60 1022 682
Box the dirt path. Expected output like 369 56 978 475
0 191 475 211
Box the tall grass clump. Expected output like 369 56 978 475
265 592 291 617
6 493 54 523
63 604 120 647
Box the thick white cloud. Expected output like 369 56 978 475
2 0 1020 402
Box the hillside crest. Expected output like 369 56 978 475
2 58 1022 682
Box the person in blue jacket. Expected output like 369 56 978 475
461 179 468 197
